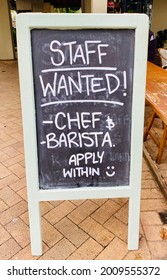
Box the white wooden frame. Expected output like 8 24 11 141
16 13 148 256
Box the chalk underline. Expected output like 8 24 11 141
41 100 124 107
42 67 117 73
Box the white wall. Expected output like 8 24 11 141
91 0 107 13
0 0 15 60
152 0 167 35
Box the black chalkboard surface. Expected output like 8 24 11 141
31 29 135 189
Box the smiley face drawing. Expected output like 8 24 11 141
106 166 115 177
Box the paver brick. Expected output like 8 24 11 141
141 199 167 211
140 211 162 225
95 237 127 260
0 153 10 163
104 216 128 242
0 174 18 189
142 170 154 179
142 179 158 189
143 225 167 241
0 199 8 213
114 202 128 224
0 163 12 178
39 238 76 260
70 199 86 206
68 238 103 260
11 245 38 260
124 236 151 260
0 200 27 225
90 198 108 206
42 217 63 247
17 187 27 201
19 211 29 225
40 201 54 216
11 243 49 260
5 218 30 248
44 201 76 225
0 186 22 206
0 224 11 245
142 159 150 171
0 139 18 150
49 200 63 207
147 241 167 259
80 216 114 246
56 217 89 247
141 188 164 199
9 177 26 192
68 200 99 225
91 199 120 224
112 197 128 206
8 163 25 178
3 154 24 167
2 146 20 157
0 238 21 260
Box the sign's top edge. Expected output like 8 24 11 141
17 12 149 18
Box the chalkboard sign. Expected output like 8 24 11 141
31 29 134 189
17 13 149 255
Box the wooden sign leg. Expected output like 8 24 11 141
28 200 43 256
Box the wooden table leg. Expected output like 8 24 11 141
156 124 167 164
144 111 157 141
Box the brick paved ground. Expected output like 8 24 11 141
0 61 167 260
